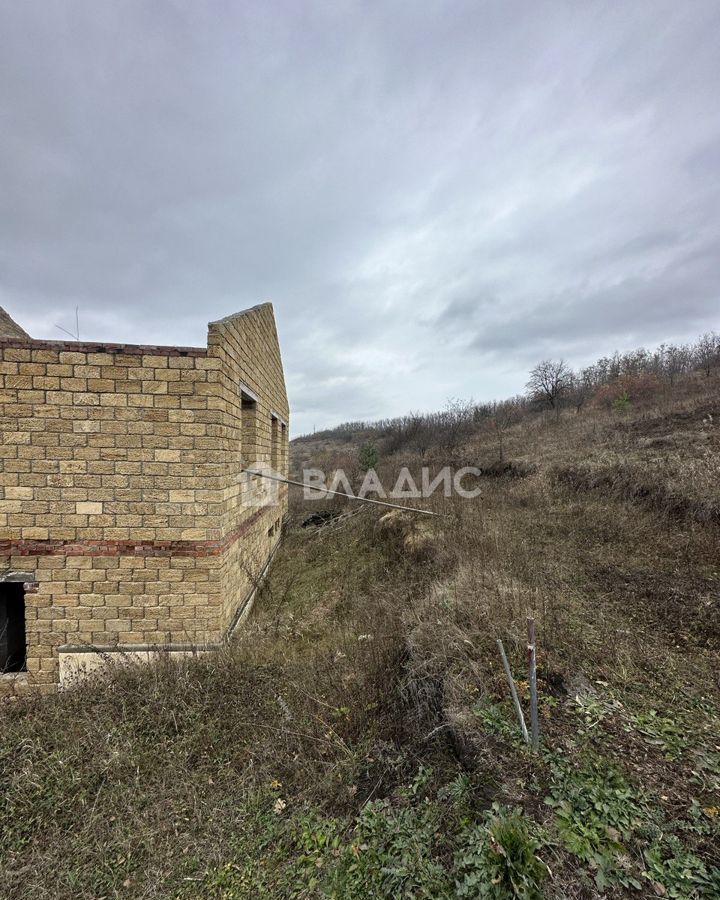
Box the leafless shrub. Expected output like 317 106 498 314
526 359 573 418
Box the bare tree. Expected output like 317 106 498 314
437 398 475 452
661 343 691 385
487 399 522 461
526 359 573 419
695 332 719 378
569 369 594 414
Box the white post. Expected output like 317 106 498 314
527 618 539 750
497 638 529 744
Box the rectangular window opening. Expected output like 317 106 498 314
280 422 288 474
271 415 280 472
0 583 27 673
240 386 258 469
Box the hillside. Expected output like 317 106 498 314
2 371 720 898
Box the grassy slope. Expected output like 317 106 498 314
1 378 719 899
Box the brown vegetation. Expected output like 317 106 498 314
1 335 719 898
284 356 720 896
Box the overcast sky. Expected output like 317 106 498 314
2 2 719 434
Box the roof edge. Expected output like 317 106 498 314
0 337 207 356
208 301 274 328
0 306 31 339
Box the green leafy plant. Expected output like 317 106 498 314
443 772 472 804
293 813 343 890
627 709 688 759
681 799 720 836
690 749 720 793
455 804 548 899
400 765 434 799
473 701 526 743
571 693 621 734
644 834 720 898
332 798 451 898
546 757 644 890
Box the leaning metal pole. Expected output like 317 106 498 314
527 617 540 751
243 469 443 517
497 638 530 744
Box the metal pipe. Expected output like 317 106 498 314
497 638 529 744
527 617 540 750
243 469 443 517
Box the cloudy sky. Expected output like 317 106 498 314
2 1 719 434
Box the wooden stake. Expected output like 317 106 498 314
527 618 539 750
497 639 529 744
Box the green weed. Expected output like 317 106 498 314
454 804 548 899
644 834 720 898
331 798 451 899
571 693 621 735
546 756 645 890
473 701 527 745
627 709 688 759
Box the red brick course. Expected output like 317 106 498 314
0 507 267 558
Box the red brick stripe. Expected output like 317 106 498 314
0 508 269 558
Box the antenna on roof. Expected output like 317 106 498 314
55 306 80 341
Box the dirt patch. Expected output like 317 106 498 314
614 401 719 440
553 463 720 528
479 460 537 478
586 562 720 649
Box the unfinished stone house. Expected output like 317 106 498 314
0 303 289 687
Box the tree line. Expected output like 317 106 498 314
295 330 719 456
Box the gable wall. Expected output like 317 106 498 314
0 306 289 687
207 305 289 633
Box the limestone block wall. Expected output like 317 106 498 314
0 303 289 687
0 342 223 543
207 305 289 634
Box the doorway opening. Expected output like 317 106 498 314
0 582 27 673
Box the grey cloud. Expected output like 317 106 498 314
468 245 720 361
686 139 720 179
1 1 719 432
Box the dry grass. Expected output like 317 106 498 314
0 515 452 898
1 373 719 898
292 372 720 895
